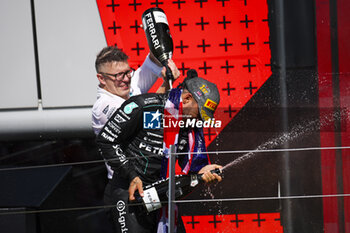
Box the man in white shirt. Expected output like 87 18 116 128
92 46 179 178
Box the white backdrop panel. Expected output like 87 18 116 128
0 0 38 109
35 0 105 107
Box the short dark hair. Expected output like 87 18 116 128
95 46 129 73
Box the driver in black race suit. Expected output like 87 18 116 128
96 70 222 233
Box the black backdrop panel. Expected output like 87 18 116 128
0 166 76 233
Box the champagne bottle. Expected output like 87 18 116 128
133 168 222 213
142 8 174 82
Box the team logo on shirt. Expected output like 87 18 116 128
123 102 138 114
143 110 161 129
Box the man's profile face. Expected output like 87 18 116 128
99 61 131 99
182 93 200 119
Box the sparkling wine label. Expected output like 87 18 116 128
142 187 162 212
153 11 168 25
190 175 199 187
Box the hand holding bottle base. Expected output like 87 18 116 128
129 176 144 201
198 165 223 183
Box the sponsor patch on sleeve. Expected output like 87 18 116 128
114 114 126 123
123 102 138 114
102 105 109 115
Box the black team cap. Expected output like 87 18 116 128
183 69 220 121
